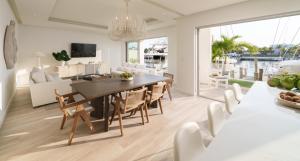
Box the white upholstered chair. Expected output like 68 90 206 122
232 83 244 102
208 102 226 137
224 90 238 114
174 122 206 161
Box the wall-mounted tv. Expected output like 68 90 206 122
71 43 96 57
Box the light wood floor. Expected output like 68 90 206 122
0 87 220 161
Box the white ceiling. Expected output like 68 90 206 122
13 0 249 32
149 0 249 15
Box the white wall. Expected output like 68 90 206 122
17 25 123 86
177 0 300 95
0 0 18 127
198 28 212 84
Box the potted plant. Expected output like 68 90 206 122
52 50 71 66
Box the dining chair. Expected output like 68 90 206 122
174 122 206 161
55 89 95 145
224 90 238 114
163 72 174 101
208 102 226 137
147 82 166 114
110 87 148 136
232 83 244 102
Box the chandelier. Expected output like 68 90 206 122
108 0 146 41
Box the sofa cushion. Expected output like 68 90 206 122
136 64 145 69
116 67 123 71
45 72 61 82
32 67 40 73
127 63 136 68
122 62 129 67
31 70 46 83
123 67 131 72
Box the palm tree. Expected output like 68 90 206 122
212 35 258 62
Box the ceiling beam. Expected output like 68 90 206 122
48 17 108 30
143 0 185 17
7 0 22 23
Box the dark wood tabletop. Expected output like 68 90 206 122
71 74 169 99
70 73 169 132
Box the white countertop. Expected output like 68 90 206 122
192 82 300 161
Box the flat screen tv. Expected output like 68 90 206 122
71 43 96 57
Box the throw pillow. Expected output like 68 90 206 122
30 67 41 80
31 70 46 83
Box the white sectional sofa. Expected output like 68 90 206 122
29 67 72 107
111 63 164 78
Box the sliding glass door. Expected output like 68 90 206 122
125 37 168 70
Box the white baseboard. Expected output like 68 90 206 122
0 89 16 128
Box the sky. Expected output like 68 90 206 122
211 15 300 47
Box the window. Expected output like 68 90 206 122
126 42 139 64
141 37 168 69
126 37 168 69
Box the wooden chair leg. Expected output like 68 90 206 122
166 84 172 101
144 103 149 123
110 94 116 105
139 106 145 125
60 114 67 130
68 114 79 145
133 108 137 115
158 99 163 114
116 107 123 136
80 115 85 122
110 108 116 125
129 110 134 116
79 111 95 133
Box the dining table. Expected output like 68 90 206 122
192 81 300 161
71 73 169 132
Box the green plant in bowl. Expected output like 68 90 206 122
120 72 134 80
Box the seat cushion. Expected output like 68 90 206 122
125 100 145 111
66 106 94 117
147 93 163 102
112 98 144 113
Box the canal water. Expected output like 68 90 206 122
236 60 281 77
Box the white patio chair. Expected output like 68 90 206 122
224 90 238 114
174 122 206 161
208 102 226 137
232 83 244 102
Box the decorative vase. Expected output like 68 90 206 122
61 61 65 66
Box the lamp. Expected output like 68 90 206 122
35 52 46 68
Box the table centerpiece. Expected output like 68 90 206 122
120 72 134 81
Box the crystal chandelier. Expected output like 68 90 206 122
108 0 146 41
